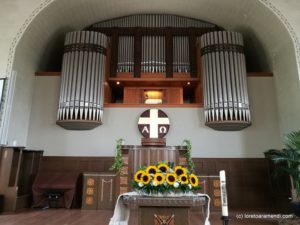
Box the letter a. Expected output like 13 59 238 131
141 126 150 134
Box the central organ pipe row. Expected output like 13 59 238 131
141 36 166 73
118 35 190 74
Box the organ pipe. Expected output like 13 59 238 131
141 36 165 73
200 31 251 131
117 36 134 73
57 31 107 130
173 36 190 73
93 14 215 28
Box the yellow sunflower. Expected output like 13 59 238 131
174 166 187 177
166 173 177 185
134 170 145 183
154 173 165 185
189 174 199 187
142 173 151 185
146 165 158 175
157 163 169 173
179 174 189 185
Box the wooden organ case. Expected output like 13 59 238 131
85 14 220 107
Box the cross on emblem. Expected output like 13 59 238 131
138 109 170 138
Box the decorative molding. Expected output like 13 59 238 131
200 44 244 55
259 0 300 73
5 0 54 78
64 44 107 55
1 0 54 144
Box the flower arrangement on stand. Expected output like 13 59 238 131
132 162 200 196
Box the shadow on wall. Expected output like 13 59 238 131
238 27 272 72
38 27 74 71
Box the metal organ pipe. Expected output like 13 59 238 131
117 36 134 73
173 36 190 73
200 31 251 131
141 36 165 73
93 15 216 29
57 31 107 130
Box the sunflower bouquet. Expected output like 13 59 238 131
132 162 200 196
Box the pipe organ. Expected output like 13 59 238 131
89 14 217 78
200 31 251 130
117 36 134 73
57 31 107 130
173 36 190 73
55 14 251 131
141 36 166 73
92 14 215 28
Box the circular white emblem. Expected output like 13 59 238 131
138 109 170 138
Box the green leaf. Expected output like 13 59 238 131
183 139 195 173
285 130 300 151
266 130 300 199
110 138 124 172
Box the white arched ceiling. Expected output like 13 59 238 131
5 0 300 146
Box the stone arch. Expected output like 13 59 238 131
3 0 300 146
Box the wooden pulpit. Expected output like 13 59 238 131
117 145 187 195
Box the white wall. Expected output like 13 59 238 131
0 0 41 75
26 76 281 157
0 0 299 152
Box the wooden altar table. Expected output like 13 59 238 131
122 195 209 225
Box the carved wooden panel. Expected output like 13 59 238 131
86 187 94 195
86 196 94 205
154 215 175 225
141 207 188 225
210 178 221 210
82 173 116 210
87 178 95 186
98 175 115 209
82 175 97 209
